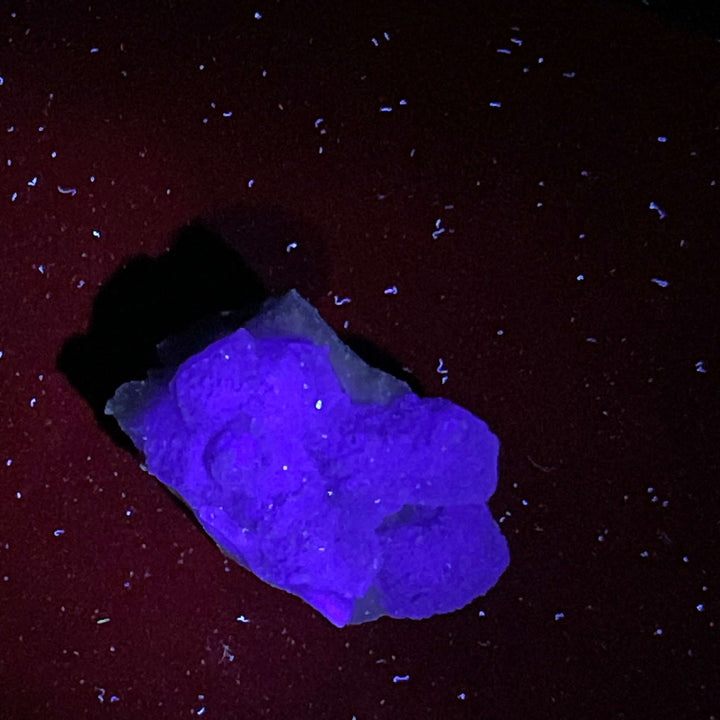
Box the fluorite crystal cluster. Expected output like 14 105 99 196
106 290 509 626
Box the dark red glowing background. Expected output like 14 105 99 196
1 1 717 718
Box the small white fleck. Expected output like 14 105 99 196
489 101 502 108
96 617 110 624
371 37 379 46
696 604 705 612
90 47 99 53
57 185 77 195
27 176 38 187
392 675 410 683
654 627 663 636
458 693 466 700
92 229 101 238
576 274 585 281
286 242 298 252
77 280 85 289
384 286 398 295
650 278 669 288
649 201 666 219
657 136 667 142
436 358 449 375
30 397 37 408
379 106 393 112
315 400 323 410
254 11 262 19
54 529 65 537
223 110 232 117
497 48 511 54
197 707 206 716
695 360 706 373
554 612 565 620
399 98 407 105
314 118 324 128
562 71 576 78
334 295 351 306
247 179 254 187
511 38 523 45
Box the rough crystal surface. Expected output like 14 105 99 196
107 290 509 626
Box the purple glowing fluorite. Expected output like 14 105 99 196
107 290 509 626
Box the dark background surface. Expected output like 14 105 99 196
1 1 718 718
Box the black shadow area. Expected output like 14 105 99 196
57 220 270 449
57 208 420 449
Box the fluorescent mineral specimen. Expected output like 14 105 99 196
106 290 509 626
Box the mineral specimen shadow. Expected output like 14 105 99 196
57 209 420 448
57 220 269 450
